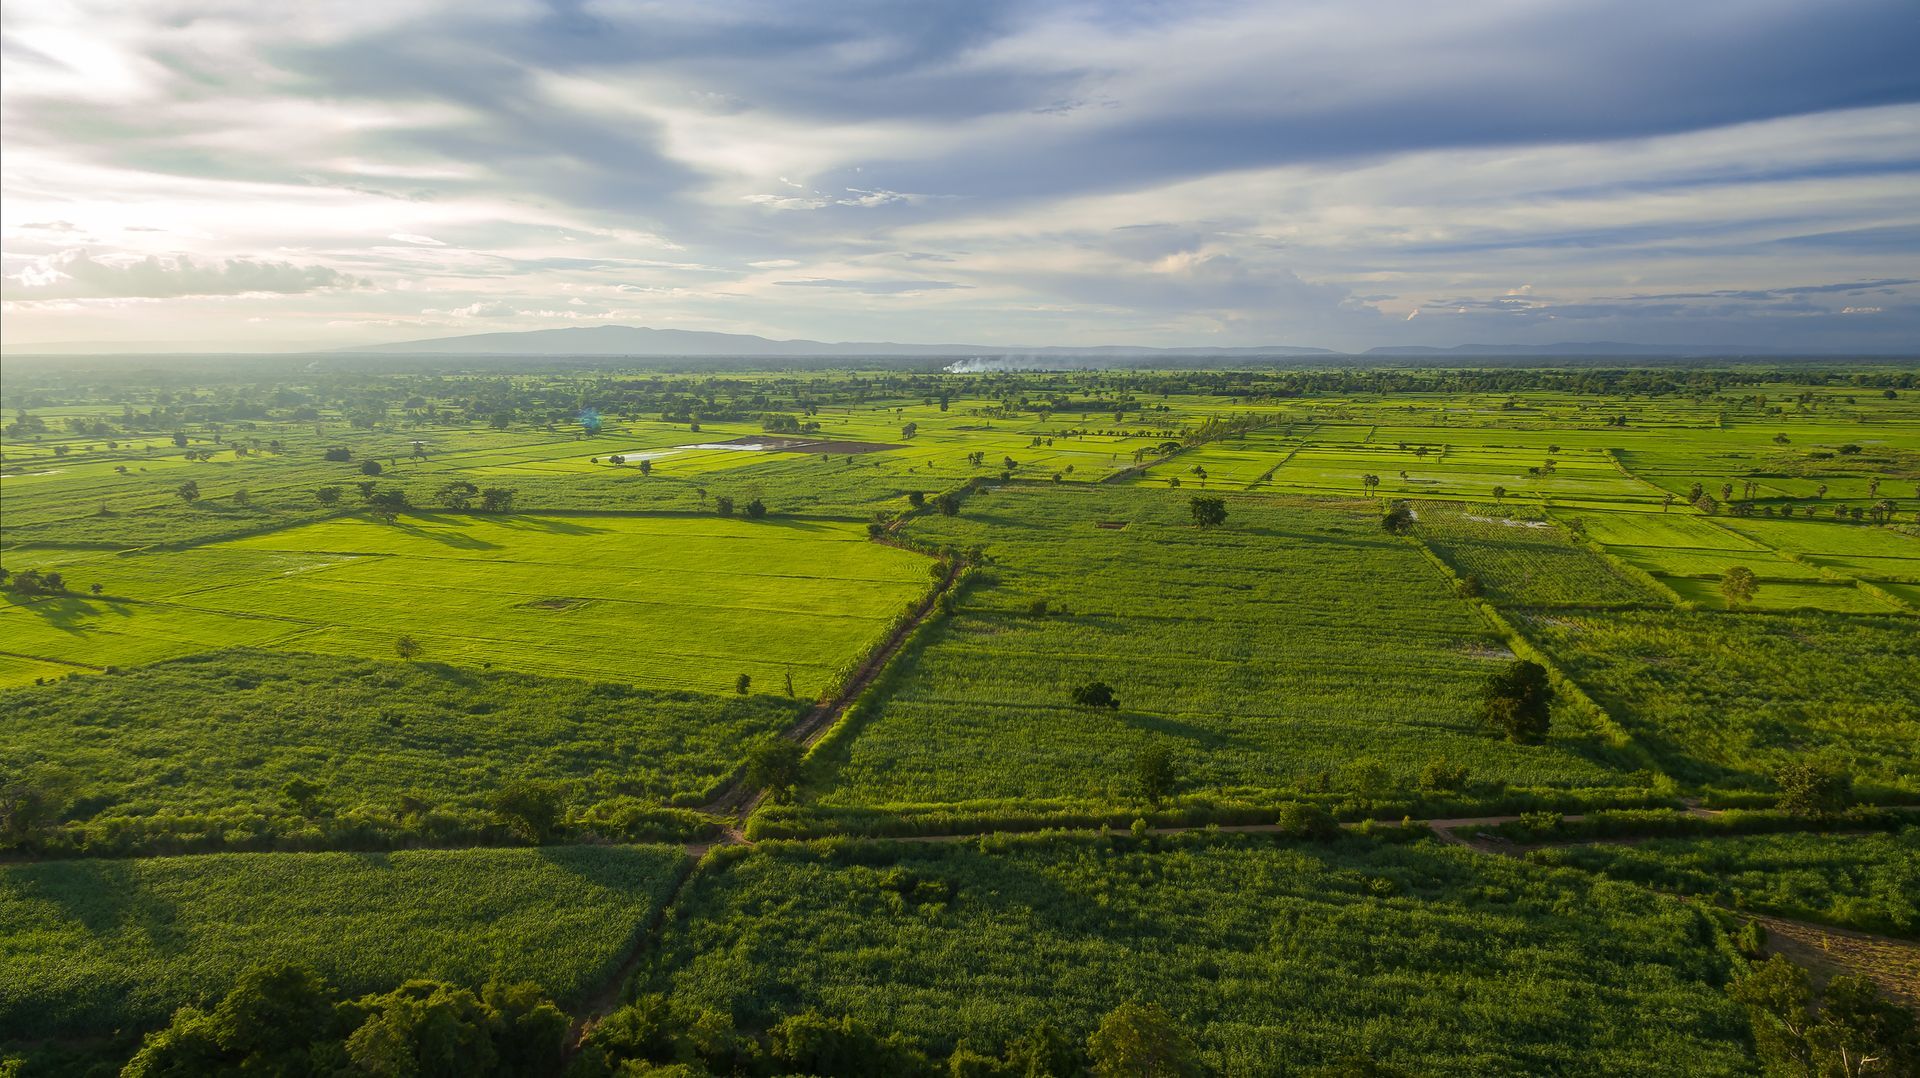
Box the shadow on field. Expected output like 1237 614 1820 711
391 519 502 550
6 859 183 946
496 516 610 536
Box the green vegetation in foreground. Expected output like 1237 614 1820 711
0 511 933 695
0 650 800 855
0 844 687 1036
1518 608 1920 793
1531 826 1920 937
813 487 1638 814
647 832 1752 1077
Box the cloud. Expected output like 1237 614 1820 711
4 250 369 299
775 277 969 294
1 1 1917 351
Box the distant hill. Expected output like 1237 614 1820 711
338 325 1339 357
1363 341 1790 357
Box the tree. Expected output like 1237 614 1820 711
479 487 515 512
735 672 751 694
934 492 961 517
1086 1002 1200 1078
324 447 352 462
1490 485 1505 502
1811 974 1919 1078
907 490 926 508
1188 496 1227 527
281 777 325 816
1720 565 1759 609
746 739 803 803
176 480 200 503
366 488 411 521
437 480 478 510
0 778 57 847
491 780 565 843
394 634 423 660
315 485 343 506
1381 503 1414 534
89 582 103 595
1775 761 1851 819
715 495 735 517
360 459 384 476
1132 744 1176 806
1456 574 1484 599
745 498 767 519
1481 659 1553 744
1729 956 1815 1075
1072 681 1119 709
639 457 652 476
1729 958 1917 1078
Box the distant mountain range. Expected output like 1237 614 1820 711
327 325 1824 359
338 325 1340 357
5 325 1848 359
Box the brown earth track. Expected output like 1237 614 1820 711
698 556 961 820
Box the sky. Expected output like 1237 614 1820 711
3 0 1918 354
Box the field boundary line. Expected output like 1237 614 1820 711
1402 533 1662 774
0 649 106 672
698 556 963 820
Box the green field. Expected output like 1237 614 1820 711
1519 608 1920 791
647 833 1751 1076
1531 827 1919 937
0 650 802 853
5 363 1919 1075
812 487 1637 816
0 844 687 1034
1 511 932 694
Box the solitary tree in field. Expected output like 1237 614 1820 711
746 498 767 519
176 480 200 504
1188 495 1227 527
639 458 652 476
1086 1002 1200 1078
934 492 960 517
1072 681 1120 710
735 673 751 694
746 738 803 803
281 777 325 817
1720 566 1759 609
437 480 478 510
90 582 103 596
360 459 383 476
491 780 565 843
1774 761 1851 819
1662 493 1675 513
1491 485 1505 502
394 634 423 660
1381 503 1414 534
1132 744 1177 807
315 486 342 506
1481 659 1553 744
715 495 735 517
366 488 410 522
479 487 515 512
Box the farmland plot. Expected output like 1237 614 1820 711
0 512 933 693
647 834 1751 1076
0 649 804 832
1517 609 1920 791
0 844 687 1034
817 488 1635 811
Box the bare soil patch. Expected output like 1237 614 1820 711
1756 914 1920 1009
707 435 901 455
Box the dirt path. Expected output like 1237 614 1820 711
697 559 961 821
1754 913 1920 1009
